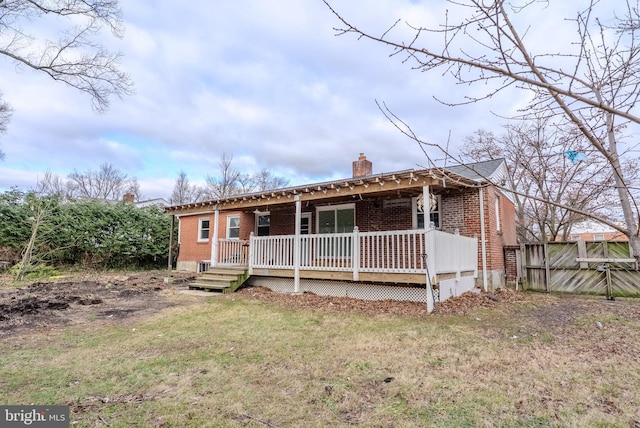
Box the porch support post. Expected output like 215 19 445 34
294 195 301 293
211 206 220 267
423 186 436 313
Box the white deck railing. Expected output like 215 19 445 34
217 239 250 266
233 228 477 278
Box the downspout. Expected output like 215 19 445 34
423 185 435 313
294 195 301 293
479 188 488 292
211 207 220 267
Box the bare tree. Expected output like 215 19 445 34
67 162 132 200
0 0 133 132
464 121 625 242
170 170 203 205
236 169 291 194
204 153 240 199
124 177 142 202
252 168 290 192
0 93 11 160
326 0 640 257
34 170 73 199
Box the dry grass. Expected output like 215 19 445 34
1 288 639 427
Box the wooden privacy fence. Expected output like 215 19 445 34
520 241 640 297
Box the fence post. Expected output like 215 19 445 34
544 242 551 292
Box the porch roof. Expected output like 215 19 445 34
165 162 493 215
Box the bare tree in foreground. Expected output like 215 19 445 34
326 0 640 258
0 0 133 132
463 122 630 243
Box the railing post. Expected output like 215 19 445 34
352 226 360 281
248 232 255 275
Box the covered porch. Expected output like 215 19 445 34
168 163 497 311
202 184 479 311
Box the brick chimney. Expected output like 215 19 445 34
123 192 135 203
352 153 372 178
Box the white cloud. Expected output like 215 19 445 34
1 0 634 200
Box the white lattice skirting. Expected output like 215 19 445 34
246 276 430 302
246 275 478 303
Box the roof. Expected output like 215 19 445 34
135 198 169 208
444 158 507 183
166 158 507 214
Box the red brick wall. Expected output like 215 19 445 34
504 245 519 283
177 213 213 263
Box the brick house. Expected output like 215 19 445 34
166 156 517 307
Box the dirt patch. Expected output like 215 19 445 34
0 271 195 337
2 271 639 345
236 285 525 317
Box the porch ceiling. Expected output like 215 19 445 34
166 168 480 214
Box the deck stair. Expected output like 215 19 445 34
189 267 250 293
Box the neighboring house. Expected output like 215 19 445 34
165 155 517 305
121 193 169 208
565 220 628 242
135 198 170 208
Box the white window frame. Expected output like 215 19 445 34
412 195 441 229
570 235 581 242
255 211 271 237
227 215 241 240
316 203 356 234
495 196 501 232
197 217 210 242
300 212 312 235
594 233 605 241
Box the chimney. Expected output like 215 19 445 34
352 153 372 178
123 192 135 203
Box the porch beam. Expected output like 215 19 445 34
210 177 441 211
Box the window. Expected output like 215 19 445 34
227 215 240 239
316 204 355 258
495 196 501 232
594 233 605 241
256 213 270 236
413 195 440 229
317 204 355 233
570 235 581 242
300 213 311 235
198 218 210 242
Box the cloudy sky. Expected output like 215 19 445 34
0 0 625 201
